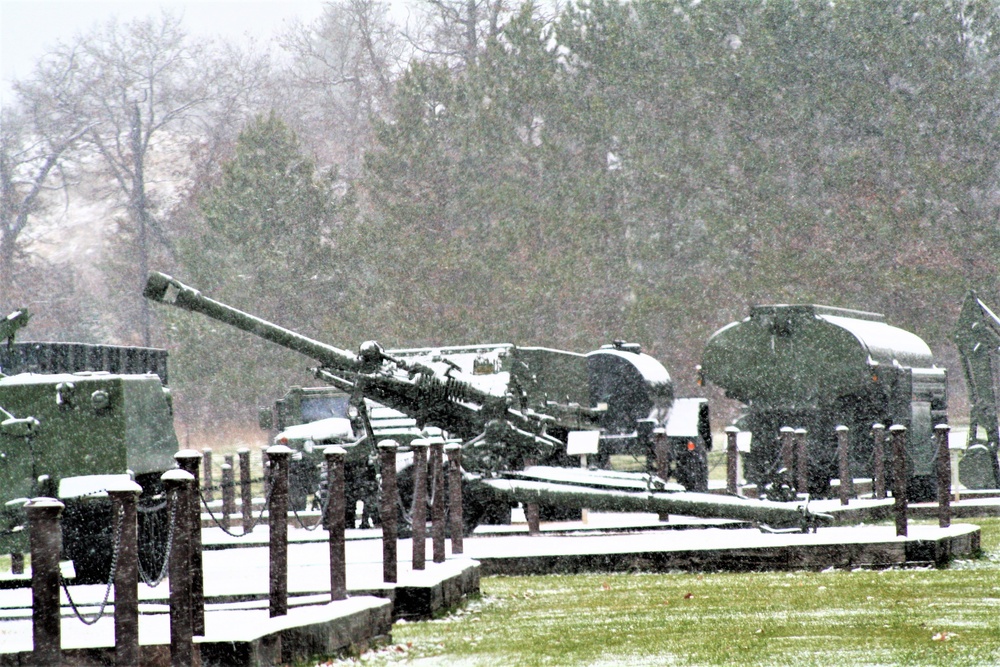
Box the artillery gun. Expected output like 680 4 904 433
143 272 677 473
0 310 177 583
145 272 831 532
700 304 948 501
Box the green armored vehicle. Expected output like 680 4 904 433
701 304 947 501
0 316 178 583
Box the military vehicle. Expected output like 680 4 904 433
0 310 177 583
700 304 948 501
261 385 421 512
142 273 834 533
954 290 1000 489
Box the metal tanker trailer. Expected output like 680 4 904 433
700 304 947 501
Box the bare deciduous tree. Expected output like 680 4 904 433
279 0 406 174
13 11 271 345
406 0 517 68
0 53 94 290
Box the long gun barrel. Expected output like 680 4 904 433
143 272 560 462
144 272 364 374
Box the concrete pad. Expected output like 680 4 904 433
0 597 392 666
0 529 480 665
458 522 981 575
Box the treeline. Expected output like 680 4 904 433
4 0 1000 427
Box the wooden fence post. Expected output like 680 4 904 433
162 469 195 667
26 497 64 667
935 424 952 528
238 447 253 533
430 437 446 563
379 440 399 583
872 423 886 500
174 449 205 636
221 463 235 530
780 427 795 489
725 426 740 495
325 446 347 601
890 425 908 537
410 439 429 571
202 448 214 503
267 444 292 618
109 480 142 667
837 425 852 505
794 428 809 494
446 442 464 555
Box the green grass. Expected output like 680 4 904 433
328 518 1000 666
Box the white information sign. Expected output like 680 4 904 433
566 430 600 456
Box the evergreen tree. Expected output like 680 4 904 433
168 112 359 425
361 0 1000 400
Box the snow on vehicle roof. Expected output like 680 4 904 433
819 313 933 369
664 398 705 438
587 347 672 388
276 417 353 443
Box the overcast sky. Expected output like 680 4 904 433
0 0 329 104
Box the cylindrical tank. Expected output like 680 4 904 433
587 341 673 435
701 304 946 499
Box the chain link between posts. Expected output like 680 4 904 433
199 479 273 538
290 478 331 532
138 492 177 588
60 505 123 625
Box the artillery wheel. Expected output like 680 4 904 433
62 474 171 585
392 458 504 538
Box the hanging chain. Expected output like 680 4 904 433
290 488 330 532
60 505 123 625
198 480 274 538
289 462 333 532
138 491 176 588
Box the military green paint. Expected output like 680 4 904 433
701 305 933 408
701 304 946 499
0 373 178 555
